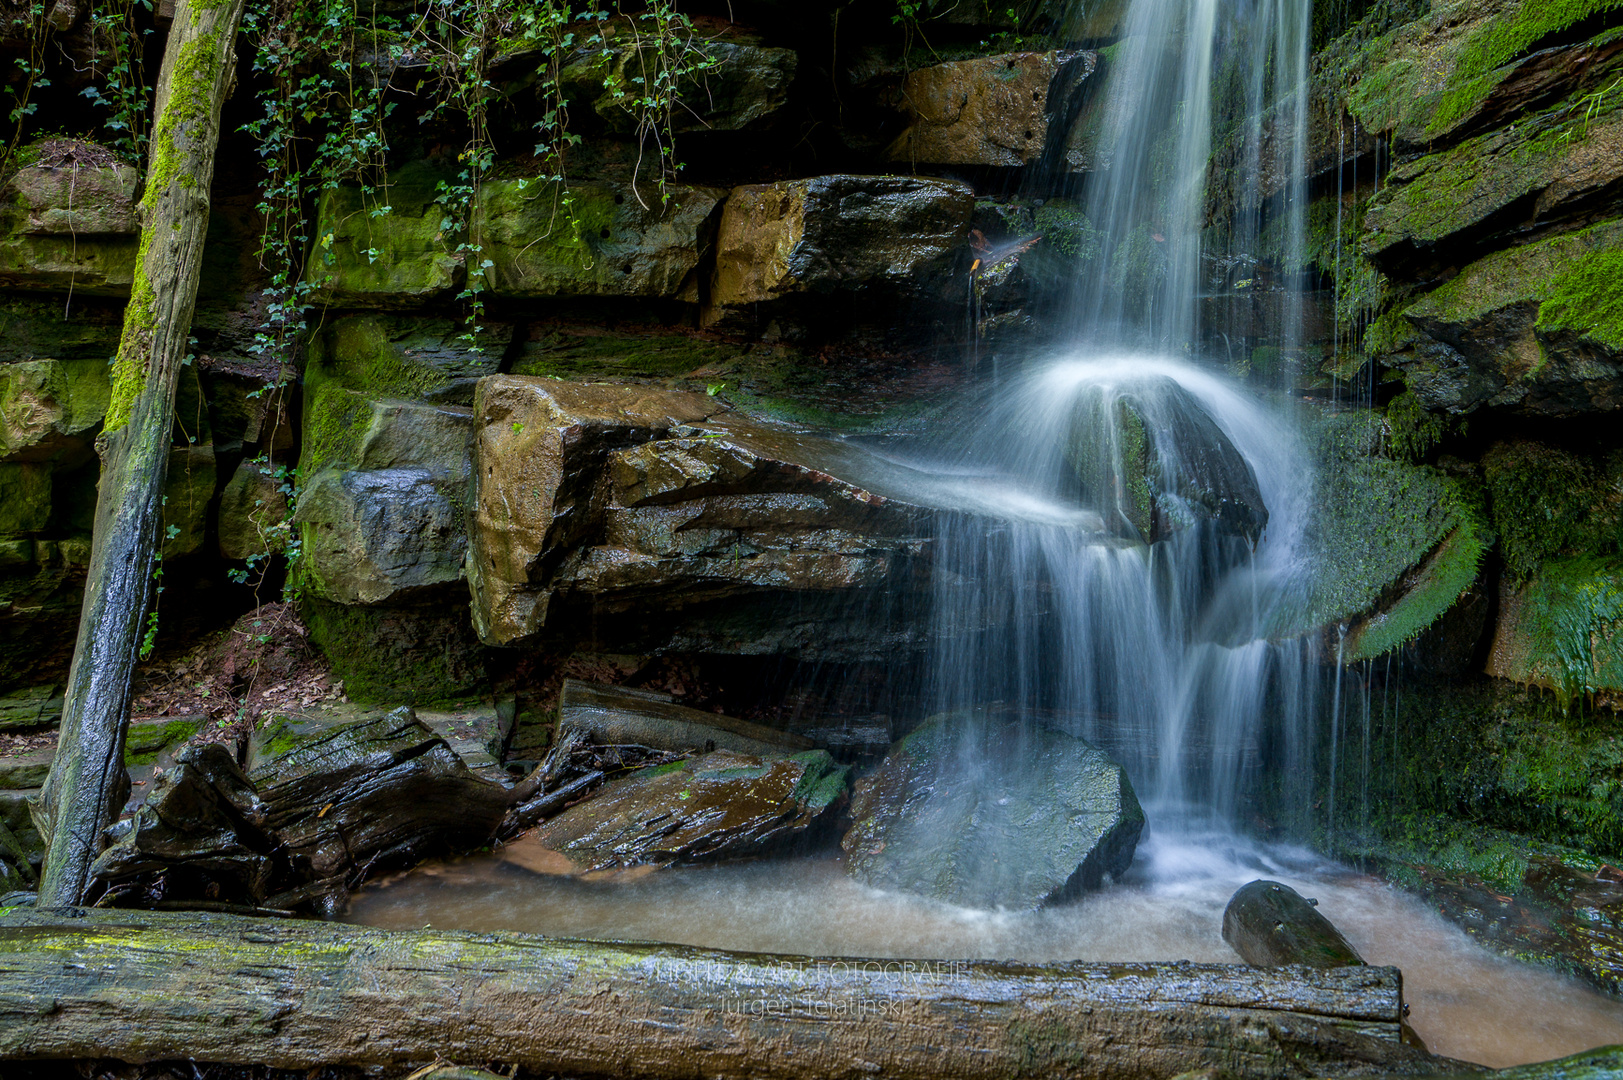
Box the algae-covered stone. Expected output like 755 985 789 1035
0 684 61 731
477 179 721 300
217 458 291 562
247 703 512 881
0 160 138 294
0 358 111 464
295 467 466 605
1386 218 1623 415
1487 558 1623 706
466 376 719 646
161 445 218 559
1223 879 1365 968
0 463 50 534
525 748 848 871
1364 107 1623 276
310 163 463 306
886 51 1094 167
843 711 1144 910
706 174 974 317
300 597 487 706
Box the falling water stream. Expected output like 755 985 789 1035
351 0 1623 1064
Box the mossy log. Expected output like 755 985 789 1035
0 907 1456 1078
34 0 248 905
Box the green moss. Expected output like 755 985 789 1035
1483 440 1618 580
1384 390 1445 463
1345 519 1486 662
1537 248 1623 350
300 597 486 707
124 717 202 766
1447 1 1623 96
1511 558 1623 706
1032 201 1098 262
789 750 849 811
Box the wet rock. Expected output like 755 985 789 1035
478 179 722 300
705 174 973 321
295 468 466 605
217 458 291 562
246 703 513 882
886 51 1094 168
416 698 515 775
300 596 488 706
0 158 139 294
559 678 812 757
0 744 54 789
527 748 848 871
466 376 720 645
1223 879 1365 968
1381 218 1623 416
0 358 111 465
1065 377 1269 544
1364 108 1623 278
1486 560 1623 706
843 711 1144 910
91 742 276 903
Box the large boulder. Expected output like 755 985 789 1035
295 467 466 605
466 375 943 655
885 51 1094 168
466 377 720 644
523 748 848 872
705 174 973 320
842 712 1144 910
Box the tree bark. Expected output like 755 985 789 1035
0 907 1461 1078
33 0 247 905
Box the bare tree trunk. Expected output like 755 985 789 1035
0 907 1460 1079
33 0 247 906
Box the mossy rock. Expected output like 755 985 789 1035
301 596 487 707
161 445 218 560
1489 557 1623 706
478 179 720 300
1292 410 1487 659
0 463 49 535
1382 217 1623 415
0 358 112 465
0 161 139 295
1484 440 1621 579
309 162 463 307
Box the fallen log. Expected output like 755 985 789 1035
1223 879 1365 968
0 907 1458 1078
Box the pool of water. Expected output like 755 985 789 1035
347 829 1623 1068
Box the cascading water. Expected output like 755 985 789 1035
907 0 1318 838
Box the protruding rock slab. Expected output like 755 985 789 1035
559 678 811 756
529 749 848 871
0 906 1444 1078
245 704 512 882
843 712 1144 910
1223 879 1366 968
886 51 1094 167
466 376 719 645
706 174 973 318
0 685 61 731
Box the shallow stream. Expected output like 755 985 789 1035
348 829 1623 1069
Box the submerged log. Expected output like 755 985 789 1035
0 907 1456 1078
1222 879 1365 968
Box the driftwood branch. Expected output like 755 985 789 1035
0 907 1455 1078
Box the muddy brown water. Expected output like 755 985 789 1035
346 831 1623 1069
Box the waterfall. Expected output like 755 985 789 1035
901 0 1318 839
